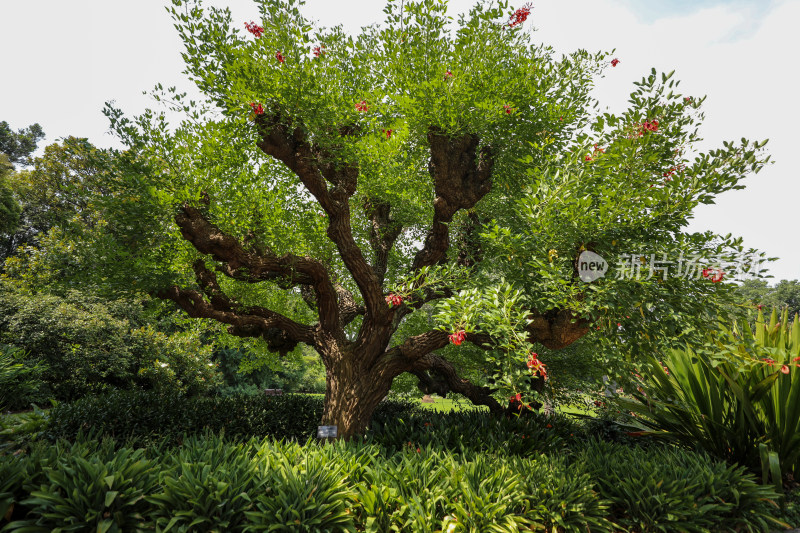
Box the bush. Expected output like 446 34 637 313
45 390 419 447
0 344 47 412
578 439 786 532
0 287 221 401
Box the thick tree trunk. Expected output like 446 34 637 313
319 357 396 440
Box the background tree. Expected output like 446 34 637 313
0 121 44 167
43 0 769 438
737 278 800 319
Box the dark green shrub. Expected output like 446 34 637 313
45 390 419 446
0 288 220 401
0 344 47 411
577 439 787 532
511 455 614 532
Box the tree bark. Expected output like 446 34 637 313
318 347 396 440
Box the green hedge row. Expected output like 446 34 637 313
45 390 581 455
0 433 785 532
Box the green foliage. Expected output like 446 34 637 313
737 279 800 321
0 154 20 236
44 390 417 447
246 446 357 532
5 440 159 532
0 344 47 412
577 439 786 532
0 286 221 401
620 307 800 481
146 436 263 532
0 430 786 532
0 121 44 167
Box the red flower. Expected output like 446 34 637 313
757 304 764 310
508 3 533 27
611 58 620 67
710 269 724 283
275 50 285 63
313 45 325 57
382 129 393 139
503 104 513 114
385 293 403 307
444 70 453 80
449 329 467 345
702 268 711 278
249 102 264 115
416 447 421 453
584 155 593 162
764 357 776 366
546 423 552 428
793 357 800 363
244 21 264 38
527 353 547 379
684 96 692 102
510 393 522 402
781 365 790 374
355 100 369 112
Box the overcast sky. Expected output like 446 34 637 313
1 0 798 282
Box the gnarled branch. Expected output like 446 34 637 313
412 127 493 271
175 204 341 332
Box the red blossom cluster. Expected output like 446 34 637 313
611 58 620 67
449 329 467 345
526 352 547 380
355 100 369 112
275 50 285 63
385 293 403 307
684 96 693 103
508 3 533 27
702 268 724 283
244 21 264 37
381 129 393 139
249 102 264 115
639 119 659 135
313 45 325 57
444 70 453 80
503 104 513 114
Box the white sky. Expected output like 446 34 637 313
1 0 798 282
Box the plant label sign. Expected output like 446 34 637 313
317 425 338 438
578 250 608 282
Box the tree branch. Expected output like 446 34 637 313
411 354 503 415
412 127 493 271
255 113 385 320
174 204 340 332
157 267 315 356
365 198 402 284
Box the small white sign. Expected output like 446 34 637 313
578 250 608 282
317 425 338 438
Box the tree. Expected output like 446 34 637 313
0 154 21 235
0 121 44 167
0 137 113 261
61 0 769 438
737 278 800 319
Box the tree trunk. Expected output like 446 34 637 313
319 357 395 440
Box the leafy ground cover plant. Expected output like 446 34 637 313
0 431 785 532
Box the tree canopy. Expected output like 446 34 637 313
18 0 771 437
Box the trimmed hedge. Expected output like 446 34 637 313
45 390 420 447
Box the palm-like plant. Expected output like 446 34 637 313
620 308 800 485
